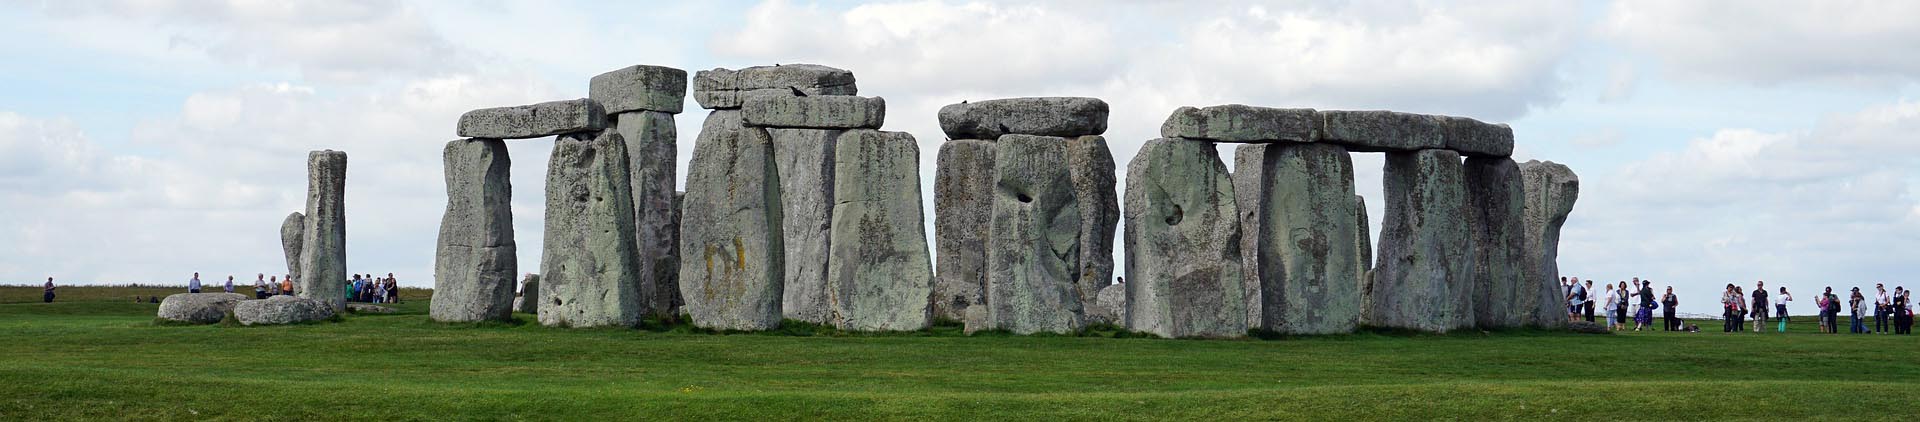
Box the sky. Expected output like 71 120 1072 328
2 0 1918 315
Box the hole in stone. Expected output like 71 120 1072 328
1016 193 1033 203
1165 205 1184 226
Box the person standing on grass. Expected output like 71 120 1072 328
253 275 267 299
1876 284 1891 334
268 276 281 296
1584 279 1597 323
1751 281 1769 333
1818 287 1838 334
1635 280 1654 331
1566 277 1587 323
188 272 202 294
43 277 56 303
1775 287 1794 332
1602 283 1621 330
1895 287 1912 334
1662 286 1679 331
280 275 295 296
1723 284 1741 333
1615 281 1631 331
1850 288 1869 334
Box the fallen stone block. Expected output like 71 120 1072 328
157 293 249 324
236 295 335 325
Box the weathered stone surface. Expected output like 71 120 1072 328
1520 160 1579 328
742 95 885 129
157 293 248 324
1354 195 1373 285
431 138 517 323
298 150 347 312
590 65 688 114
1366 149 1472 333
457 99 607 139
1247 143 1362 334
938 97 1108 139
346 303 394 314
1568 320 1610 334
963 305 989 335
984 134 1084 334
670 191 684 312
1123 138 1247 338
932 139 995 321
235 295 335 325
769 128 839 324
1440 116 1514 158
1231 144 1270 327
540 130 645 328
1319 110 1444 152
1088 283 1126 325
679 111 785 330
1162 105 1319 143
614 111 681 316
280 212 304 283
515 275 540 315
1065 136 1119 312
825 130 933 331
1465 157 1528 329
693 64 857 109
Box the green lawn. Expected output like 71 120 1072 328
3 286 1916 421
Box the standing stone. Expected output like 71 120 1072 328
932 139 996 321
770 128 840 324
613 111 681 317
298 150 347 312
982 135 1083 334
516 275 540 315
670 191 684 312
1366 149 1471 332
540 130 645 328
693 64 857 109
937 97 1109 139
457 99 608 140
1231 144 1270 327
1123 138 1246 338
825 130 933 331
1250 143 1362 334
679 111 785 330
1520 160 1579 328
1465 157 1528 329
431 138 518 322
280 212 304 283
1065 136 1118 314
589 65 688 114
1354 195 1373 285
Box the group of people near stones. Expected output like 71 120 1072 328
347 274 401 304
1562 276 1915 334
187 272 297 299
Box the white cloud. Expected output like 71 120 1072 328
1604 0 1920 87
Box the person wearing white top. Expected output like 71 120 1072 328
1603 284 1621 331
1876 284 1892 334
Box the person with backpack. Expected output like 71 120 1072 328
1635 280 1655 331
1566 277 1588 323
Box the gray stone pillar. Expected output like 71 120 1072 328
933 139 995 322
769 128 839 324
983 134 1084 334
431 138 518 322
1248 143 1362 335
280 212 304 284
1066 135 1119 319
1520 160 1579 328
594 64 688 319
825 130 933 331
540 130 645 327
298 150 347 312
1122 138 1246 338
678 110 785 330
1367 149 1471 333
1466 157 1527 329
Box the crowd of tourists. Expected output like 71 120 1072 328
179 272 400 303
1561 277 1915 334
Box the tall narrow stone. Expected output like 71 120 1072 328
1520 160 1579 328
982 135 1083 334
1354 195 1373 286
1466 157 1528 329
826 130 933 331
1366 149 1471 332
298 150 347 312
769 128 839 324
1251 143 1361 334
1066 135 1119 318
540 130 644 328
516 275 540 315
613 111 681 317
933 139 995 321
431 138 518 322
1231 144 1269 326
679 111 785 330
1123 138 1246 338
280 212 304 283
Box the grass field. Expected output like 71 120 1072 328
3 286 1917 420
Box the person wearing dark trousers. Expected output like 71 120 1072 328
1584 280 1597 323
1895 287 1912 334
1662 286 1679 331
1876 284 1891 334
43 277 56 303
